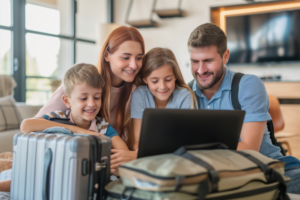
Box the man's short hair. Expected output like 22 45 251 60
188 23 227 57
63 63 105 96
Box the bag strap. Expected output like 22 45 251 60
174 149 219 192
121 187 135 200
235 151 271 181
235 151 289 200
231 73 244 110
197 179 210 200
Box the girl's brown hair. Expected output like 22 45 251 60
138 47 198 109
97 26 145 147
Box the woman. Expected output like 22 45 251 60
37 26 145 173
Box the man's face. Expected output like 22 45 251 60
190 45 229 90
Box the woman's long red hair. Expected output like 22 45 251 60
97 26 145 148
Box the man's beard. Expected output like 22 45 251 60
194 62 224 90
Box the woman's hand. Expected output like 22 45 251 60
110 149 137 174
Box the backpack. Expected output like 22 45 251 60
105 143 290 200
187 73 286 156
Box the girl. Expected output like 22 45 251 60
131 47 198 150
36 26 145 173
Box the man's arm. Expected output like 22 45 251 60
237 121 266 151
236 74 271 152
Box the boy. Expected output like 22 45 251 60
21 63 128 150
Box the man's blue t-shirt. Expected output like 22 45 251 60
131 85 192 119
192 66 283 159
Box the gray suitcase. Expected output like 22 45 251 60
10 131 111 200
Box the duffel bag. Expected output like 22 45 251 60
105 178 287 200
109 143 290 200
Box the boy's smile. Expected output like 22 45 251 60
63 83 102 129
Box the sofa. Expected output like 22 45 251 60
0 103 42 153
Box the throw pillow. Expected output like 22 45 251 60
0 96 22 132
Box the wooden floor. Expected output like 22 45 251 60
276 105 300 160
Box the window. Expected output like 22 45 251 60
0 0 11 27
25 2 72 36
0 30 12 75
0 0 98 104
0 0 12 76
25 33 73 104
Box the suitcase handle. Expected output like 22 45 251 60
43 148 52 200
42 127 73 135
174 142 228 155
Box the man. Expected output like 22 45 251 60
188 23 300 194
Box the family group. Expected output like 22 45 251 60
20 23 300 194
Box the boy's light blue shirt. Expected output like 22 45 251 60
131 85 192 119
192 66 283 159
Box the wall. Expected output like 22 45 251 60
114 0 300 82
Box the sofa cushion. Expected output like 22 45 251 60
0 129 19 153
0 96 22 132
15 103 42 119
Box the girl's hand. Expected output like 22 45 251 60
110 149 137 173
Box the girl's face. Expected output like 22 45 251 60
143 64 176 106
105 40 143 87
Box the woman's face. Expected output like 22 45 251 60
105 40 143 86
143 64 176 106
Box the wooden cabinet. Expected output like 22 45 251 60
264 82 300 99
264 82 300 159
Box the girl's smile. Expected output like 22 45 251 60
143 64 176 108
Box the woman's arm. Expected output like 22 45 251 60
111 136 129 150
20 117 100 136
109 118 140 174
36 85 68 117
132 118 142 150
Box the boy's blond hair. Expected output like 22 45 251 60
63 63 105 96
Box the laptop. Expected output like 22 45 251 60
137 109 245 158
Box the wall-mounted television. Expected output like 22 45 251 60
226 9 300 65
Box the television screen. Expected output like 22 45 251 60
226 9 300 64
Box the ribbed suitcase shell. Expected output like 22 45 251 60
10 132 111 200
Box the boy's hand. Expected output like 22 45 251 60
110 149 137 173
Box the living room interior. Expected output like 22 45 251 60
0 0 300 198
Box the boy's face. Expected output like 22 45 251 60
63 83 102 123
